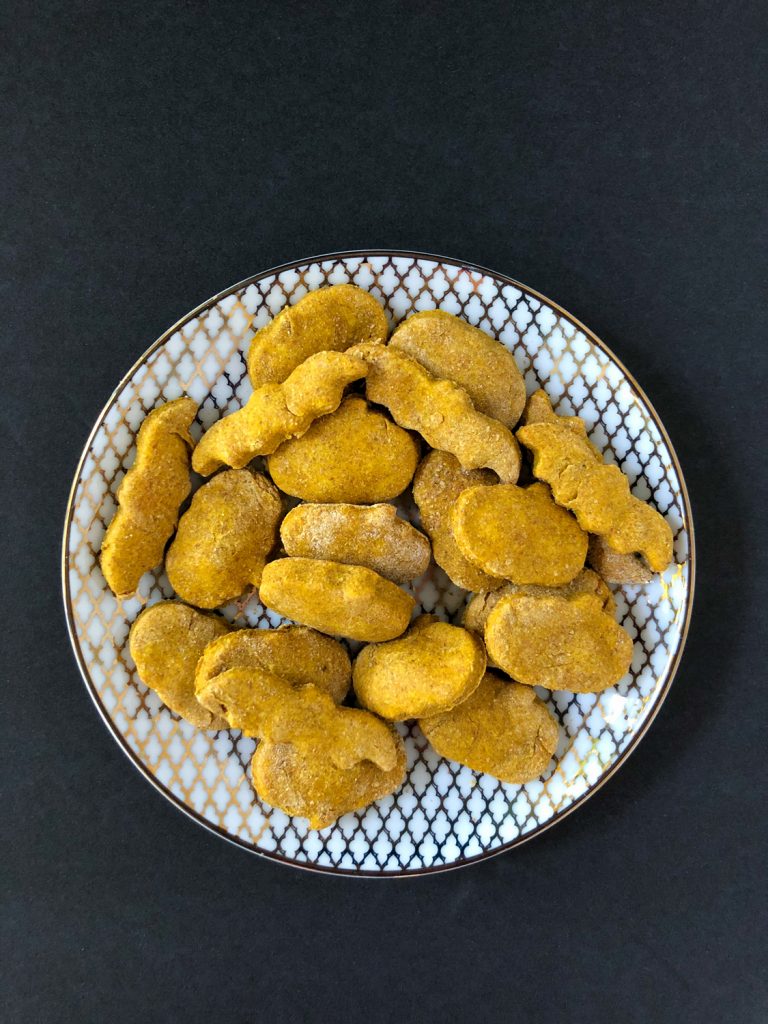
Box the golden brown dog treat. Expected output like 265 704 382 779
195 625 350 704
267 396 419 503
166 469 281 608
259 558 415 642
246 284 388 387
451 482 588 585
280 502 430 584
128 601 230 729
192 351 367 476
412 451 503 592
353 616 486 720
350 343 521 482
517 390 673 573
419 671 559 784
485 591 633 693
390 310 526 428
252 734 407 830
463 568 616 634
587 534 653 585
100 397 196 597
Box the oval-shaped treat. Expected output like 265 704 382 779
101 397 197 597
390 310 526 427
246 284 389 388
280 502 430 584
412 450 503 592
195 625 350 704
259 558 414 642
353 616 486 720
419 671 559 784
451 482 587 585
267 396 419 503
485 592 633 693
129 601 230 729
252 733 407 830
587 534 653 585
166 469 282 608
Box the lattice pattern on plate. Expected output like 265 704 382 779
63 253 693 875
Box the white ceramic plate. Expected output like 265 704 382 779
63 251 694 875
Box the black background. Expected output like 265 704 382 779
3 2 767 1022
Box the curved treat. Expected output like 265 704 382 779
412 450 503 592
192 351 367 476
353 616 486 720
587 534 653 585
517 390 673 572
129 601 230 729
419 671 559 784
390 310 526 427
166 469 281 608
485 591 633 693
100 397 196 596
451 482 587 585
268 396 419 503
246 284 388 387
280 502 430 584
195 625 350 704
259 558 414 642
350 343 521 482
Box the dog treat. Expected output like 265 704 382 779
349 343 521 482
412 450 503 592
247 284 388 387
353 615 486 720
484 591 634 692
267 396 419 503
280 502 430 584
390 309 526 427
587 534 654 585
100 397 196 596
260 558 415 642
419 671 559 784
192 351 367 476
129 601 230 729
451 481 588 585
517 390 673 572
166 469 281 608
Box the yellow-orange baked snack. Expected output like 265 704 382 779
267 396 419 503
259 558 414 642
129 601 230 729
166 469 281 608
390 310 526 427
451 481 587 585
587 534 654 585
419 671 559 783
192 351 366 476
246 284 388 387
100 397 196 596
280 502 430 584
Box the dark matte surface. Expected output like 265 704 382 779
2 2 767 1021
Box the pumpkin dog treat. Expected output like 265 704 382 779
247 284 388 387
353 615 486 720
101 397 196 596
419 671 559 784
268 396 419 503
412 451 503 592
129 601 230 729
587 534 653 585
260 558 414 642
485 591 634 693
280 502 430 584
192 351 367 476
451 482 587 585
166 469 281 608
195 625 350 705
390 310 526 428
517 390 673 573
349 343 521 482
